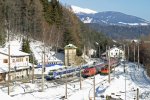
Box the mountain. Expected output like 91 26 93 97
71 5 150 26
78 11 150 26
71 5 150 39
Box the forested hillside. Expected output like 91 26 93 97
88 23 150 39
0 0 111 54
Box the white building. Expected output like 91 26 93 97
0 48 30 81
102 46 125 59
108 46 125 59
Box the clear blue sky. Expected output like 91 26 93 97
60 0 150 21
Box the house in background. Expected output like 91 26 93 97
102 46 125 59
0 48 30 81
64 44 77 66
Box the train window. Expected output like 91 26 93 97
48 72 53 75
63 71 66 74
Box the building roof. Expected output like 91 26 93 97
109 46 124 51
0 48 30 57
64 44 77 49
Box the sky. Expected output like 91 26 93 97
60 0 150 21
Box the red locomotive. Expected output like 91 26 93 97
82 67 97 77
82 58 119 77
100 67 109 74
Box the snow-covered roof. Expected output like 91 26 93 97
0 48 30 57
109 46 124 51
64 44 77 49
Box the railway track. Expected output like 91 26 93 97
129 63 150 89
88 76 114 100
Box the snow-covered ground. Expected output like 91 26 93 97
4 40 64 64
1 62 150 100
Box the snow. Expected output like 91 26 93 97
30 41 64 64
0 48 30 56
101 20 108 24
81 17 93 23
71 5 97 14
5 40 22 50
3 39 64 64
0 90 14 100
0 62 150 100
118 22 149 26
1 39 150 100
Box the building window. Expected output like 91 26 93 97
26 58 28 61
3 59 8 63
21 58 23 62
120 53 122 55
16 58 19 62
111 53 113 55
16 58 24 62
12 59 15 63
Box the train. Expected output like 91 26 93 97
45 58 119 80
82 58 119 77
45 65 89 80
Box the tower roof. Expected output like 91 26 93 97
64 44 77 49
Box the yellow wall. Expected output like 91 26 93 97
65 48 76 66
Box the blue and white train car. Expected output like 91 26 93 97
45 67 80 80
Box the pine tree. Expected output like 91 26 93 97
22 38 37 64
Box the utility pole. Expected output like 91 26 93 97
138 43 139 69
65 49 69 99
41 44 45 92
65 68 68 99
93 76 96 100
84 45 86 64
8 44 10 95
124 44 126 100
134 44 135 63
108 46 110 83
106 45 108 60
80 65 82 90
137 88 139 100
128 45 129 61
32 54 34 83
99 44 101 58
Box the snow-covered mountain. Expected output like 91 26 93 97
71 5 97 14
71 5 150 26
